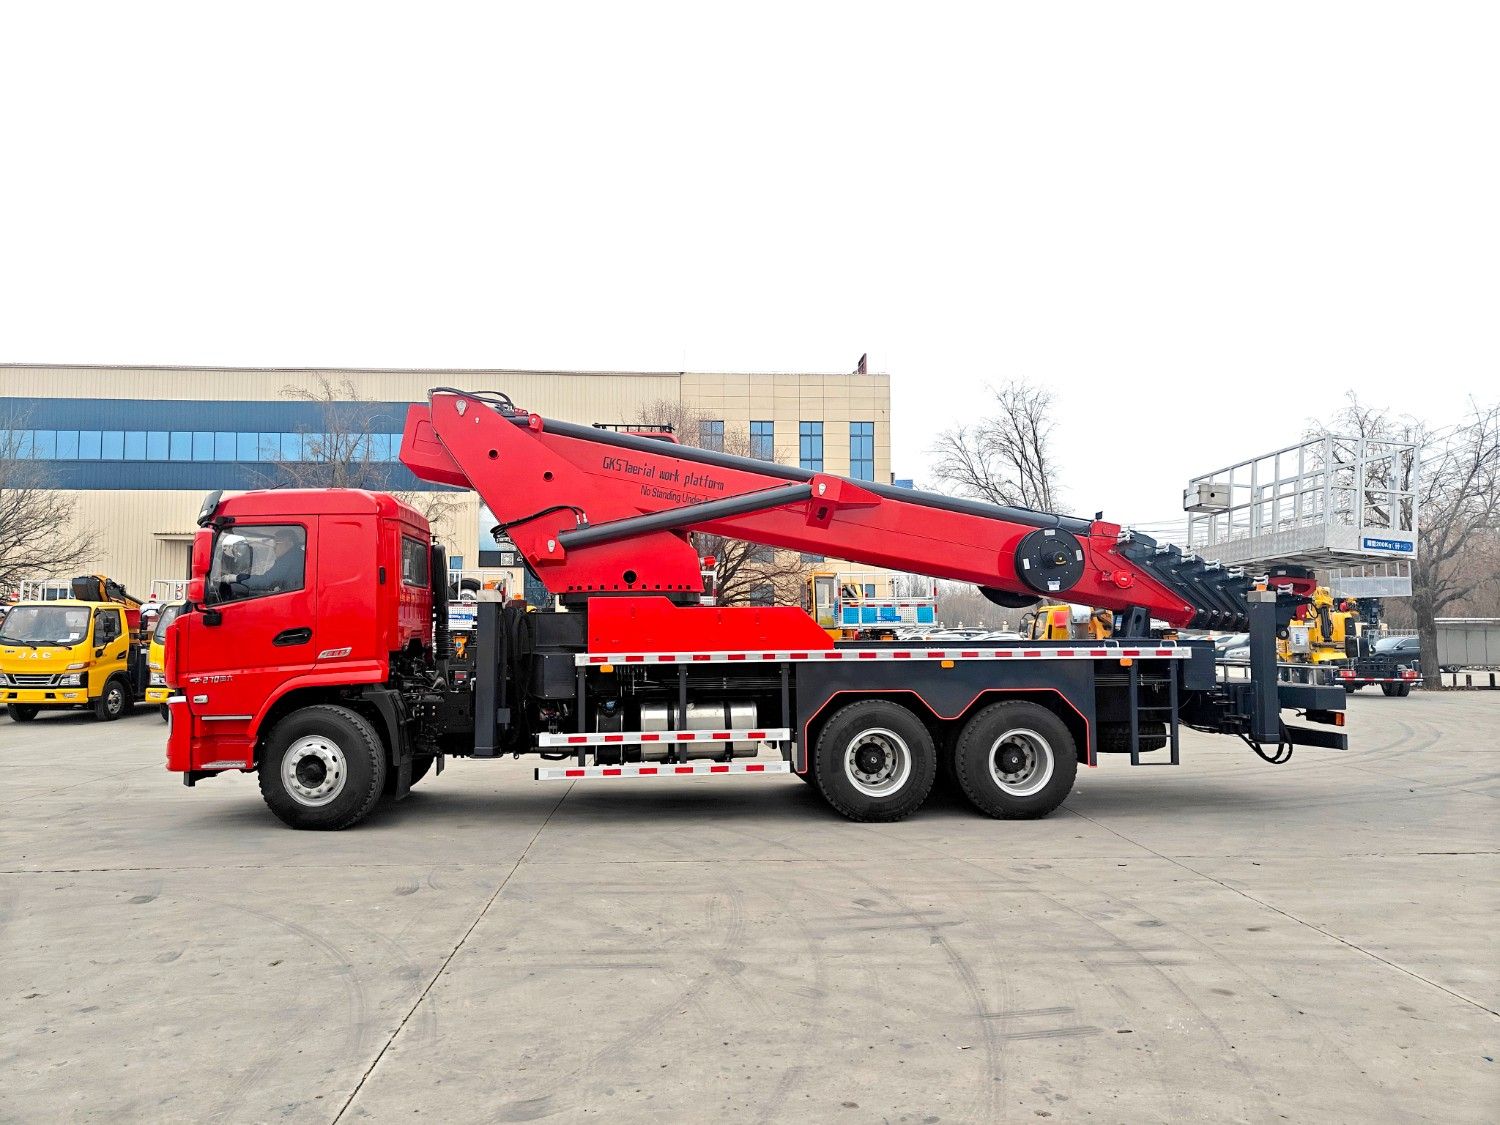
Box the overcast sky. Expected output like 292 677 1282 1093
2 3 1495 526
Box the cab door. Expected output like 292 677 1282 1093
90 607 131 698
182 521 318 721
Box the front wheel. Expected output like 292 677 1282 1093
7 704 40 723
259 704 387 830
93 678 130 721
952 701 1078 820
814 699 936 822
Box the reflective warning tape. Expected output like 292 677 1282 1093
535 761 793 781
536 727 789 748
576 647 1189 666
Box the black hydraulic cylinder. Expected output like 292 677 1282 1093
473 600 503 758
558 483 814 550
1246 590 1281 744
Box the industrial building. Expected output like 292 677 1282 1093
1 364 892 598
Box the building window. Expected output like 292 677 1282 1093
0 424 406 466
55 430 79 459
699 420 725 452
192 432 215 462
745 543 774 563
748 582 775 606
799 422 823 471
102 431 124 459
78 431 102 459
850 421 874 481
147 431 169 460
750 420 774 460
800 552 825 563
237 433 259 460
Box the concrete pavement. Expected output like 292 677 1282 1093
2 691 1496 1123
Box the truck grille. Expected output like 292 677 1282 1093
8 674 57 687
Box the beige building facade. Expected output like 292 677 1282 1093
2 365 892 599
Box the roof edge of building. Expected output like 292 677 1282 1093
1 362 888 379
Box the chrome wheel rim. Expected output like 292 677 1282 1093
988 728 1054 797
106 685 124 715
844 728 911 797
283 735 348 807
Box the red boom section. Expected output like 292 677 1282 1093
401 390 1198 627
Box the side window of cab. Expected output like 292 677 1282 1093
206 524 308 605
94 609 123 649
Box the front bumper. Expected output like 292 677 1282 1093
3 687 89 706
145 687 171 704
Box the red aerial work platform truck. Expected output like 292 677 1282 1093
164 388 1347 829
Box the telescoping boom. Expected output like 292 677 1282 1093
162 388 1347 830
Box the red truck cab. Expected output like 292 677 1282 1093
166 489 433 806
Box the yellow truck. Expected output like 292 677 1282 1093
144 602 184 720
0 577 151 722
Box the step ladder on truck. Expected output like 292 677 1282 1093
162 388 1349 830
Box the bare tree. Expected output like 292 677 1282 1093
264 375 457 527
631 399 815 606
1314 394 1500 687
930 380 1061 511
1408 402 1500 686
0 412 93 596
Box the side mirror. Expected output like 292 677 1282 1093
187 578 205 604
190 528 213 582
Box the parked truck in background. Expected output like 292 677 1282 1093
163 388 1348 830
2 575 151 721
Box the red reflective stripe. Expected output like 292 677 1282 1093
961 650 979 658
639 767 658 775
674 766 694 774
748 731 766 740
728 653 746 661
712 732 731 740
625 655 644 662
761 653 776 660
602 768 622 776
790 652 809 660
693 654 711 661
746 763 765 772
710 765 729 773
679 732 696 740
1121 649 1141 657
588 656 607 663
641 733 661 741
927 651 945 658
657 654 675 662
893 651 911 658
825 652 843 659
1155 648 1173 656
1057 649 1074 657
995 650 1013 658
604 734 624 743
565 769 585 777
567 736 587 744
859 651 877 659
1022 650 1041 658
1090 649 1108 657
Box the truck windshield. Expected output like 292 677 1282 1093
153 603 184 642
0 605 92 647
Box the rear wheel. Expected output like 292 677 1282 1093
93 677 130 721
814 699 935 822
259 704 387 830
953 701 1078 820
1343 683 1360 693
7 704 40 723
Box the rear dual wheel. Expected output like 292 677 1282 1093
814 700 935 822
952 701 1078 820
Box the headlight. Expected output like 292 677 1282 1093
150 672 166 686
0 673 10 686
66 662 86 671
58 673 84 687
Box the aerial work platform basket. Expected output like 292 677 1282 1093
1184 435 1419 583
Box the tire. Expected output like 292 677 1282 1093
93 677 130 721
813 699 936 822
7 704 40 723
1396 684 1412 697
258 704 387 830
159 704 170 722
1097 721 1167 754
1343 683 1360 694
952 701 1078 820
